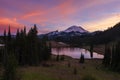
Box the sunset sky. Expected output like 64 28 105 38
0 0 120 34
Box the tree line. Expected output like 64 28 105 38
103 41 120 72
0 24 51 80
1 24 51 66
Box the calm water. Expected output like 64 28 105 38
0 44 4 47
52 48 104 59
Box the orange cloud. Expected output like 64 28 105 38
83 14 120 32
19 0 77 25
0 18 24 34
18 0 115 30
2 0 117 34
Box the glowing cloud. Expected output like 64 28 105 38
0 0 120 34
84 14 120 32
0 18 24 33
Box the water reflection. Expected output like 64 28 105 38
0 44 4 47
52 47 104 59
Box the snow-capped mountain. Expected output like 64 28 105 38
39 25 89 40
45 25 88 36
64 25 88 33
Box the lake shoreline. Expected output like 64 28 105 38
82 44 105 55
52 47 104 59
49 41 105 55
52 53 103 60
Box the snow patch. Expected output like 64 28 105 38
64 25 88 33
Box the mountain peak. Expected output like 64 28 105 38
64 25 88 33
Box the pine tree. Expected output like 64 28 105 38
4 29 7 43
115 41 120 71
111 45 116 69
79 53 85 63
23 26 26 35
2 26 19 80
15 29 20 64
7 26 13 54
103 44 111 67
3 25 51 66
27 25 40 65
8 25 11 40
60 55 65 61
56 55 60 61
2 54 18 80
73 67 77 75
90 44 94 58
3 29 7 64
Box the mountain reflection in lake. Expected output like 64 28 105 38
52 48 104 59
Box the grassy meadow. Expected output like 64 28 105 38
5 55 119 80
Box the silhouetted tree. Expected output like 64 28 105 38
1 24 52 80
8 25 11 41
79 54 85 63
102 44 111 67
2 53 18 80
60 55 65 61
2 24 51 66
56 55 60 61
111 45 116 69
90 44 94 58
73 67 77 75
68 61 71 68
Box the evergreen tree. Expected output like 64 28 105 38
2 26 18 80
3 29 7 64
90 44 94 58
68 61 71 68
60 55 65 61
56 55 60 61
103 42 120 72
4 29 6 43
3 24 51 66
2 54 18 80
102 44 111 67
79 53 85 63
8 25 11 41
73 67 77 75
1 24 52 80
114 42 120 71
23 26 26 35
15 29 21 64
42 42 51 61
6 26 13 55
111 45 116 69
27 24 41 65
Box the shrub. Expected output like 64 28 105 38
82 75 97 80
56 55 60 61
73 67 77 75
68 61 71 68
60 55 65 61
79 54 85 63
